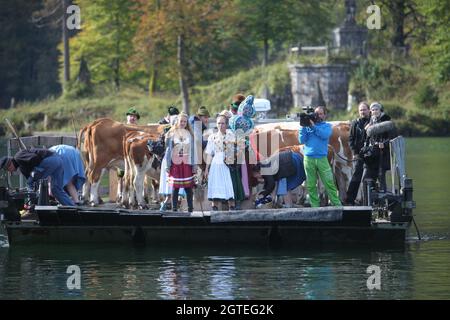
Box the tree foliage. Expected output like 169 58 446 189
236 0 335 66
0 0 61 108
0 0 448 110
417 0 450 82
69 0 139 89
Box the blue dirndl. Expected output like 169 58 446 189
49 145 86 190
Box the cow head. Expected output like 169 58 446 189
147 138 165 159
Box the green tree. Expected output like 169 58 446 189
373 0 423 48
417 0 450 82
0 0 61 108
235 0 335 66
70 0 138 90
133 0 232 113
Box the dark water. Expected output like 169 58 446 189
1 137 449 300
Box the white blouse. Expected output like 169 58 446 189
206 130 235 155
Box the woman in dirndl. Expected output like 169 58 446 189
165 112 196 212
204 115 236 211
159 115 185 211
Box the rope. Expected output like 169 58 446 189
412 216 422 241
328 145 359 163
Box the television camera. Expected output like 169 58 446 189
299 106 319 127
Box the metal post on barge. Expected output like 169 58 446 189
363 136 418 239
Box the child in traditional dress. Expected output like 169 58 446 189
165 112 196 212
159 114 186 211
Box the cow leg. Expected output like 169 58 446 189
122 160 133 209
144 177 155 204
143 176 149 204
89 168 105 206
81 180 91 204
341 165 353 202
134 165 148 209
151 180 159 203
116 176 124 203
336 168 345 201
333 163 350 202
89 181 101 206
120 167 128 208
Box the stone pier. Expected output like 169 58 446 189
288 64 350 110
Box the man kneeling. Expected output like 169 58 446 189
252 150 306 208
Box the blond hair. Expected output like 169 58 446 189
166 111 193 139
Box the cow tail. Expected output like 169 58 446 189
85 125 94 169
77 126 85 150
78 126 90 168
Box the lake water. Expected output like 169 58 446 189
0 137 449 300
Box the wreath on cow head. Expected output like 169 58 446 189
147 138 165 157
229 95 255 135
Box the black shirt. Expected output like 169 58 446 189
349 117 369 155
13 148 54 178
259 151 297 198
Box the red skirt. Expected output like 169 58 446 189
168 154 194 188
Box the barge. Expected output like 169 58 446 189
1 136 415 247
1 203 413 247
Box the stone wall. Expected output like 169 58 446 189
289 64 350 110
333 25 367 57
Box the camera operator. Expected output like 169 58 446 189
361 102 397 192
345 102 370 205
299 106 342 207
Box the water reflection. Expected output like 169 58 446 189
158 259 191 299
0 244 427 300
1 137 449 299
206 257 237 299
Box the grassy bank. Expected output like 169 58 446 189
0 85 176 135
190 61 291 115
0 61 292 136
0 57 448 137
344 54 450 136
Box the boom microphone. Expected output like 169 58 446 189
366 121 395 138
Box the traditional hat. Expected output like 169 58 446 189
238 95 256 118
229 114 254 134
168 105 180 116
196 106 210 117
126 107 140 119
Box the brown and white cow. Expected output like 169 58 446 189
327 122 354 199
250 121 355 202
122 131 164 209
78 118 165 205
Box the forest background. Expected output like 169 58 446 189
0 0 448 136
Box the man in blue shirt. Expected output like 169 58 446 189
299 106 342 207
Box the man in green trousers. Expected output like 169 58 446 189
299 106 342 207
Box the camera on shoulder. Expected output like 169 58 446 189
299 106 318 127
